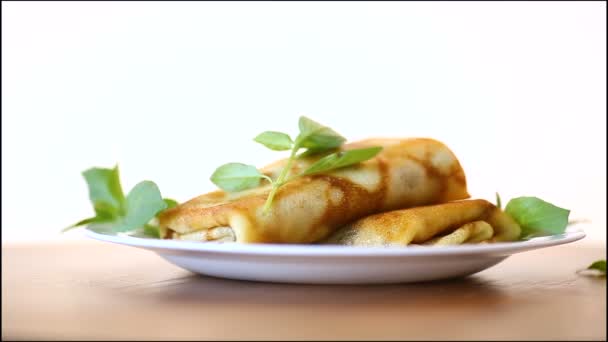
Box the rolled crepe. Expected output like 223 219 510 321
424 221 494 245
158 138 470 243
322 199 521 246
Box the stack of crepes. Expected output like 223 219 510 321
158 138 520 246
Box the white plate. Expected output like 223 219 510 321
85 228 585 284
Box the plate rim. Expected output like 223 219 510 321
84 228 586 257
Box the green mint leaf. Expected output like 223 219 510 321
163 198 178 210
82 166 126 216
296 147 338 159
62 216 111 233
301 146 383 176
68 165 175 237
254 131 293 151
588 260 606 274
504 196 570 238
296 116 346 151
578 259 606 277
210 163 270 192
143 224 161 238
86 222 119 234
112 181 167 232
496 192 502 209
92 201 121 220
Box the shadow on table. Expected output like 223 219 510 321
120 273 509 307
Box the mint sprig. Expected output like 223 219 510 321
499 194 570 239
210 116 382 212
577 259 606 277
587 260 606 274
64 165 177 236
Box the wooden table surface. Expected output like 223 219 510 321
2 240 606 340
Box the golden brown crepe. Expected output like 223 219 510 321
158 138 470 243
322 199 521 246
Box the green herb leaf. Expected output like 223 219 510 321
67 166 174 237
297 116 346 151
64 166 127 232
92 202 120 220
62 216 111 233
588 260 606 274
163 198 178 210
86 222 120 235
296 147 338 159
254 131 293 151
143 224 161 238
82 166 126 216
210 162 271 192
496 192 502 209
111 181 167 232
301 147 383 176
504 196 570 238
577 259 606 277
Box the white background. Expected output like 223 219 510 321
2 2 606 243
